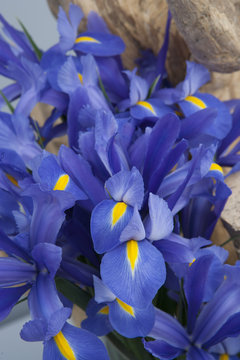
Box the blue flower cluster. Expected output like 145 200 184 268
0 4 240 360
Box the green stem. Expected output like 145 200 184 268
220 235 240 247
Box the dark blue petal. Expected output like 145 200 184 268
143 113 180 187
144 339 182 360
184 255 215 334
0 285 30 321
59 145 105 206
193 280 240 345
28 273 63 320
149 308 189 348
23 184 74 249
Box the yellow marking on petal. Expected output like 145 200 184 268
224 275 227 280
5 173 19 187
136 101 156 115
127 240 139 273
98 306 109 315
189 258 196 267
75 36 100 44
112 202 127 227
54 331 76 360
184 96 206 109
53 174 70 191
210 163 223 174
175 110 183 117
116 298 135 317
78 73 83 84
219 354 229 360
7 282 27 288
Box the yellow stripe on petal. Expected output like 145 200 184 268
219 354 229 360
53 174 70 191
5 173 19 187
116 298 135 317
184 96 206 109
98 306 109 315
78 73 83 84
136 101 156 115
54 331 76 360
75 36 100 44
189 258 196 267
210 163 223 174
112 202 127 227
127 240 139 273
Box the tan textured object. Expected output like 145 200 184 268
167 0 240 73
211 220 238 265
221 172 240 233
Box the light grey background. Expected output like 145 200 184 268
0 1 59 358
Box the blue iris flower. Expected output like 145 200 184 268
144 256 240 360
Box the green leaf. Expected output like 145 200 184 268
98 74 111 104
147 74 161 99
17 19 42 60
55 278 91 311
0 90 14 113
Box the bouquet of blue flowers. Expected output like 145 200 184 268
1 4 240 360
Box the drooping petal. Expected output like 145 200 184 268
101 240 166 308
131 99 172 119
178 93 232 140
144 339 183 360
74 31 125 56
145 193 173 241
43 322 110 360
38 154 87 200
91 199 134 253
82 299 113 336
109 299 155 338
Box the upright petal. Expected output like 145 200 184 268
145 193 173 241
